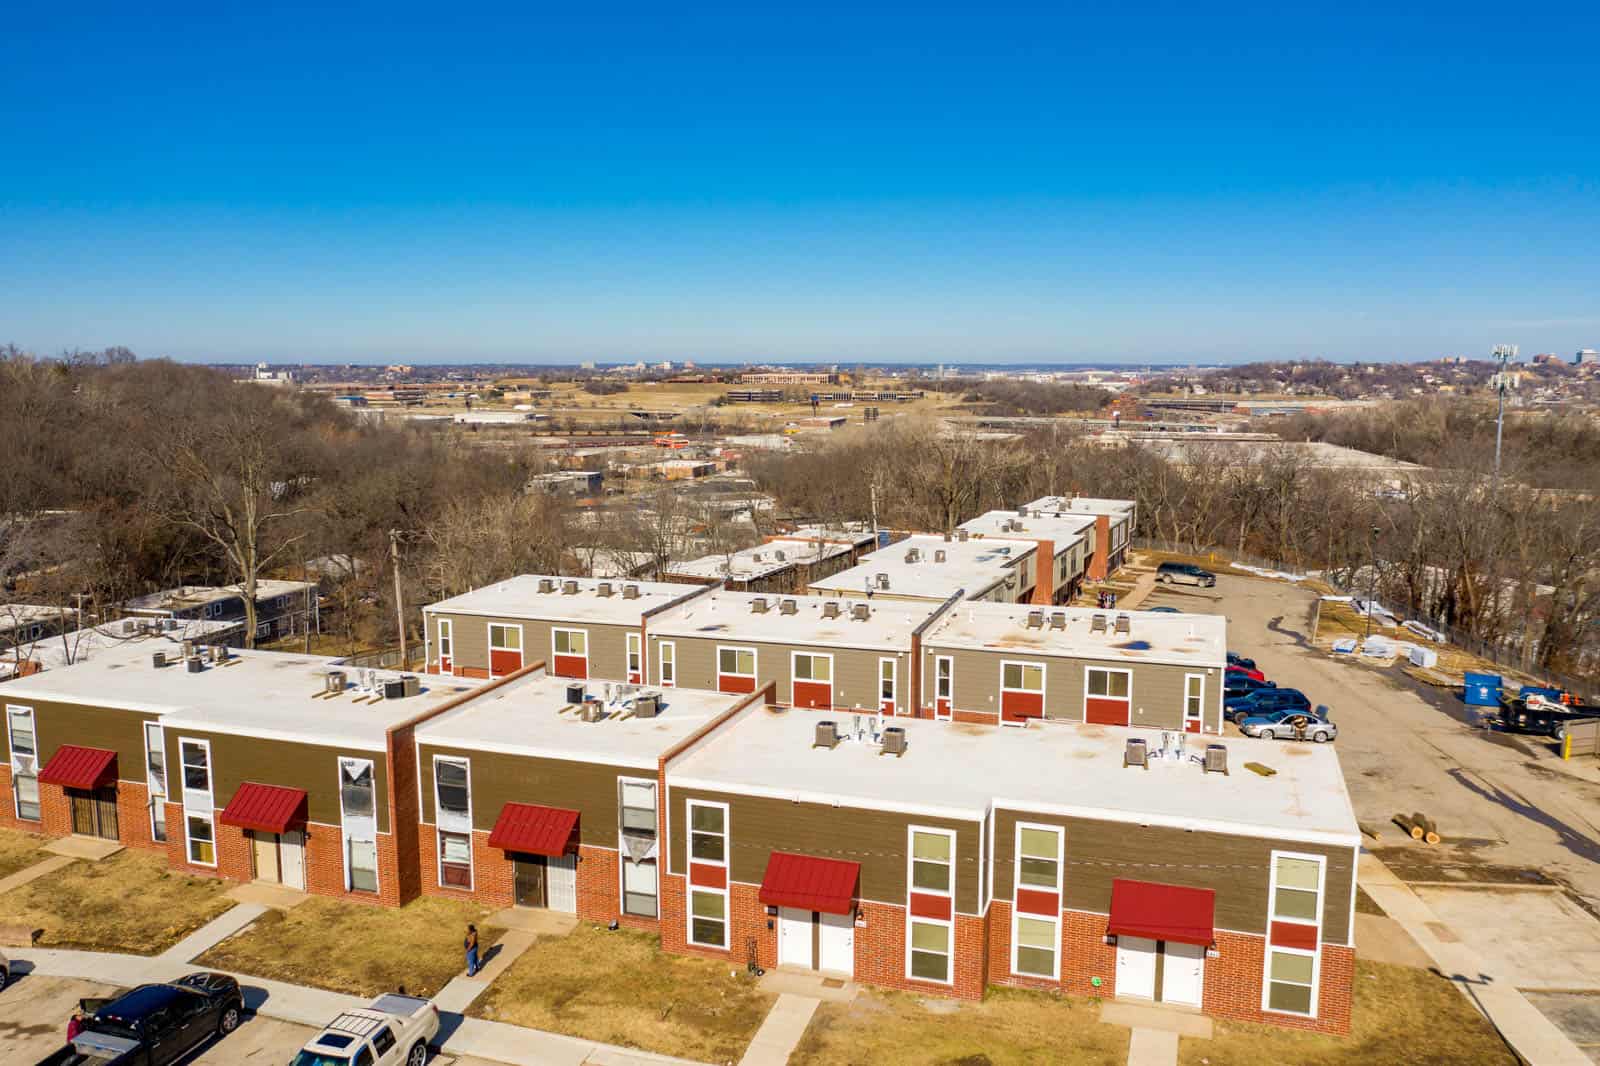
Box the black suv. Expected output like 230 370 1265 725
38 973 243 1066
1156 561 1217 588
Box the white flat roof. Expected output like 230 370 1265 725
958 510 1095 549
807 534 1035 600
422 575 703 625
124 580 317 613
1 642 480 752
0 604 72 635
664 540 852 582
781 525 877 547
0 619 243 680
923 602 1225 669
1024 495 1136 519
650 590 936 652
416 673 741 770
670 710 1360 846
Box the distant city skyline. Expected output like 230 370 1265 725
4 6 1596 364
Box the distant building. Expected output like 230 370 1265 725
246 363 296 386
1576 349 1600 366
738 371 840 385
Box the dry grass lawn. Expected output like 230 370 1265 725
791 987 1129 1066
1177 960 1518 1066
0 849 232 954
196 896 500 998
470 923 773 1065
0 828 51 881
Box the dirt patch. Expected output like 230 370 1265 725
0 849 232 955
1355 886 1387 916
196 896 501 998
1370 845 1557 886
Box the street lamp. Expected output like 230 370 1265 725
1364 525 1380 641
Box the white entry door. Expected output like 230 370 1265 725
778 908 814 969
252 832 280 883
818 911 854 976
546 853 578 914
1161 941 1205 1007
280 830 306 891
1115 936 1158 1000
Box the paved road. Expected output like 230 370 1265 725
1144 573 1600 910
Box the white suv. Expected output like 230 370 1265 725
290 993 439 1066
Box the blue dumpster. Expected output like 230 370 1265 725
1463 672 1501 707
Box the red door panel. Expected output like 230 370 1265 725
1001 690 1044 723
1015 887 1059 917
935 698 951 720
553 654 588 679
880 700 896 715
1085 696 1129 726
1184 717 1203 734
438 655 453 675
489 649 523 677
719 674 757 695
793 680 832 709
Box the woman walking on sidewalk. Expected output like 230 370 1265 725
464 924 480 977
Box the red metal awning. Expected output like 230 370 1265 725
487 803 579 857
759 851 861 916
219 782 308 834
37 745 117 790
1106 878 1216 946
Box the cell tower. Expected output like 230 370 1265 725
1492 344 1518 478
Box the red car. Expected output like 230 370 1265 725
1227 664 1265 683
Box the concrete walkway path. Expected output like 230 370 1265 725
737 993 819 1066
158 902 267 963
1116 570 1159 610
1126 1027 1179 1066
0 853 75 896
433 928 539 1013
1359 852 1592 1066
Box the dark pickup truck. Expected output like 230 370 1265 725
1498 699 1592 741
37 973 243 1066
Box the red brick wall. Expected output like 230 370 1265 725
386 726 423 905
417 825 515 908
114 781 164 852
1087 515 1111 581
39 781 72 837
0 764 42 833
1030 540 1056 605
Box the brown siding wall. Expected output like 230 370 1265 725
428 612 637 680
417 743 638 848
990 808 1355 945
649 634 908 710
919 646 1223 730
667 786 982 914
5 698 160 780
163 729 390 833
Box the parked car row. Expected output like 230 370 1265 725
1222 652 1336 743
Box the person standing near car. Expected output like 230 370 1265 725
464 924 480 977
66 1005 86 1042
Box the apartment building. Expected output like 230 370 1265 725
809 534 1037 604
660 539 857 595
919 603 1227 732
956 511 1097 604
662 707 1357 1034
421 577 707 682
1022 497 1137 579
122 580 320 644
645 590 940 712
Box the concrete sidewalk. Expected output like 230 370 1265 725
1126 1027 1178 1066
738 993 819 1066
158 902 267 963
1359 852 1592 1066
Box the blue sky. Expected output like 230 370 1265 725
3 4 1597 364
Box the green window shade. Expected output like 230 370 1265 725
1270 951 1315 985
912 832 951 862
1019 827 1058 860
1276 857 1321 891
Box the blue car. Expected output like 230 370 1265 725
1239 708 1337 742
1225 687 1310 724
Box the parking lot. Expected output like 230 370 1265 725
1143 571 1600 1060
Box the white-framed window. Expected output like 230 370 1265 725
619 776 658 918
933 655 953 712
879 657 897 711
339 757 379 894
6 704 40 821
1011 823 1063 979
1263 851 1326 1017
906 826 956 985
438 830 472 889
433 756 472 889
178 737 216 866
437 618 453 671
144 721 167 843
624 853 659 919
793 652 832 683
553 627 588 658
204 601 223 619
180 738 211 798
489 624 522 653
1001 661 1044 695
686 800 729 949
657 641 676 687
1184 673 1205 725
186 814 216 866
717 646 756 681
620 778 657 835
1086 667 1130 700
626 632 642 679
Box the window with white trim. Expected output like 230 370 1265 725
1017 824 1062 892
489 624 522 653
907 826 955 984
6 705 39 821
911 827 953 893
1001 662 1044 694
1185 674 1205 722
658 641 676 687
1086 667 1130 699
186 814 216 865
553 628 587 656
879 658 896 704
1013 914 1058 978
626 633 642 678
438 831 472 888
339 757 379 893
1271 854 1323 923
437 619 453 664
687 801 728 948
624 855 659 919
690 801 727 863
793 652 831 683
433 756 472 888
180 739 211 794
1264 852 1325 1017
909 919 950 982
620 779 656 835
619 777 658 918
717 647 755 678
1011 823 1063 978
178 738 216 866
144 721 167 842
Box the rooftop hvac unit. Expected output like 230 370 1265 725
774 550 786 562
562 579 579 595
943 531 953 542
538 578 556 593
634 694 660 718
597 582 613 597
325 670 347 695
851 603 871 621
934 550 947 563
566 682 586 704
752 553 763 563
814 720 840 749
905 548 920 563
875 573 890 590
750 597 769 614
1026 610 1044 629
181 640 196 659
957 529 970 542
1124 737 1149 769
580 700 605 723
151 651 167 669
1204 744 1229 776
1090 613 1108 634
822 601 841 619
779 598 798 615
622 584 640 599
163 618 178 631
1017 506 1028 516
122 619 137 635
209 644 229 663
402 675 421 698
880 726 908 757
1114 614 1131 635
1048 612 1067 630
185 656 205 674
383 678 408 700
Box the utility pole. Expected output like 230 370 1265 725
1364 524 1380 641
389 530 407 669
1492 344 1518 479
